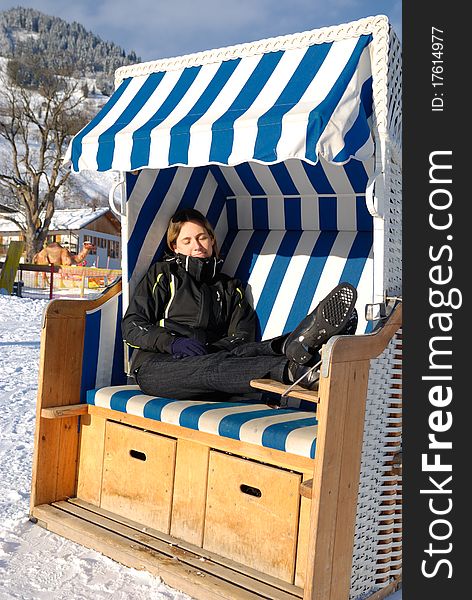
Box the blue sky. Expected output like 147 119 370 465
0 1 401 62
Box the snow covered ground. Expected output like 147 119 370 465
0 294 402 600
0 295 192 600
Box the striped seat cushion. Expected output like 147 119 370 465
87 385 318 459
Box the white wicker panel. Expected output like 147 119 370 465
381 25 402 301
384 158 402 297
352 24 402 595
115 15 390 85
350 329 402 599
387 28 402 160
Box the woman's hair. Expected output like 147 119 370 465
167 208 219 256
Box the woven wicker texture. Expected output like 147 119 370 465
114 15 390 86
350 28 401 596
350 329 402 598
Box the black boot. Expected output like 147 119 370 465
287 360 321 391
283 282 358 365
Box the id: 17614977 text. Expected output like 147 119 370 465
431 27 444 112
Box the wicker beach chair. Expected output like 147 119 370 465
30 15 402 600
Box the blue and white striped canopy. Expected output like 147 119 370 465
66 34 374 172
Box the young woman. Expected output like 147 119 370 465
122 208 358 401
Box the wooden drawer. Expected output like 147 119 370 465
100 421 176 532
203 451 302 583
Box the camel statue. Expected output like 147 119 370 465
32 241 96 288
33 241 96 267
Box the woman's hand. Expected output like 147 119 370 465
171 337 208 358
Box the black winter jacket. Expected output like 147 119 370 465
121 254 257 370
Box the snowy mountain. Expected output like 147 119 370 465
0 6 140 95
0 7 139 211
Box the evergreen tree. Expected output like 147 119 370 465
0 7 140 94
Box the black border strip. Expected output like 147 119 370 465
403 3 466 598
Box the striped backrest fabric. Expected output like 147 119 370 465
211 158 374 206
225 195 372 231
105 156 375 385
80 292 127 402
81 169 375 425
125 157 375 291
220 205 373 339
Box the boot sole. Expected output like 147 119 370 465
285 283 357 364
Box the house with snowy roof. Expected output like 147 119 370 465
0 207 121 269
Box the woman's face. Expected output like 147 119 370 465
172 220 214 258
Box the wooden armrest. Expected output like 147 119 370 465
44 278 122 321
322 302 402 370
250 379 319 403
41 404 89 419
37 279 122 414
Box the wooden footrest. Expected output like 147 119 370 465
250 379 319 403
299 479 313 499
31 499 304 600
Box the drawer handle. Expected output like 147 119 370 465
129 449 147 461
240 484 262 498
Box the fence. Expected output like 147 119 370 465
4 263 121 300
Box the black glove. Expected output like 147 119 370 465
171 337 208 359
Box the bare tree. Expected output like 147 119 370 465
0 60 91 260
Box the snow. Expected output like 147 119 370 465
0 295 192 600
0 295 402 600
0 207 115 233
